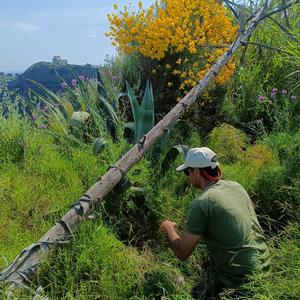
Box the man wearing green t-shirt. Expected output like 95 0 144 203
160 147 270 299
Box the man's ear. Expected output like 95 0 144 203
195 168 202 176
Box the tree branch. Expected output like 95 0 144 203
282 0 291 29
240 40 289 53
268 16 299 43
258 0 299 22
223 0 240 21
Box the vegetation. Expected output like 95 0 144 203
6 62 97 98
0 0 300 299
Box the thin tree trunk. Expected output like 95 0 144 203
0 1 272 296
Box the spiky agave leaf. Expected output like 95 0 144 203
136 80 154 142
126 80 155 143
126 81 141 142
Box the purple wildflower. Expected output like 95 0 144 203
61 82 67 88
39 123 46 129
281 89 287 95
31 113 37 121
291 95 297 102
71 79 77 86
271 92 276 98
258 95 266 102
44 106 49 113
112 76 117 81
271 88 278 94
79 75 85 81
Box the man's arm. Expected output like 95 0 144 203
160 220 203 261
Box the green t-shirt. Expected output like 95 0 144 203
187 180 270 287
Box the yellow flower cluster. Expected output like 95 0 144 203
106 0 238 90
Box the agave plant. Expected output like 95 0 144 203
125 80 181 162
125 80 154 143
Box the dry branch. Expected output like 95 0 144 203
0 0 276 297
240 40 289 53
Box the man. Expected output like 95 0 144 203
160 147 270 299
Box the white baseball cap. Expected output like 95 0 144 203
176 147 219 172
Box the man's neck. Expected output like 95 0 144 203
201 179 218 191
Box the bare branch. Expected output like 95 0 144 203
268 16 299 43
223 0 251 11
223 0 240 21
258 0 299 22
282 0 291 28
240 40 289 53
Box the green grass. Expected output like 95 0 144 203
0 114 299 300
222 223 300 300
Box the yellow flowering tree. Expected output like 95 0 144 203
106 0 238 97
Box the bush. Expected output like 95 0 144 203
234 223 300 300
208 124 248 164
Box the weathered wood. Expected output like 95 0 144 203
0 1 273 295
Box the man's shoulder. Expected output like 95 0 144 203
203 180 249 203
217 179 243 187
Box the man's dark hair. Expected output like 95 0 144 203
198 166 222 180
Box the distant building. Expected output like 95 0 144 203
52 56 68 65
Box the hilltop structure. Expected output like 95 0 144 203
52 56 68 65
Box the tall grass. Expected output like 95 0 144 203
0 110 299 299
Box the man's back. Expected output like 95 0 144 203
187 180 270 287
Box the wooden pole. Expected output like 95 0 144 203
0 1 272 295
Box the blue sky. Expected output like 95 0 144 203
0 0 154 72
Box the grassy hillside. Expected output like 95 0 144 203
1 1 300 298
0 114 299 299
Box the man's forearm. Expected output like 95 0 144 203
165 228 188 261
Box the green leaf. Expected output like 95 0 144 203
160 145 189 174
136 80 154 141
95 72 119 137
126 80 154 143
96 69 107 99
124 122 135 143
92 137 107 155
126 81 141 142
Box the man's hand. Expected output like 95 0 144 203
160 220 177 234
159 219 202 261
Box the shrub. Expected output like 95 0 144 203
208 124 248 163
106 0 238 113
107 0 237 88
236 223 300 300
243 144 277 178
